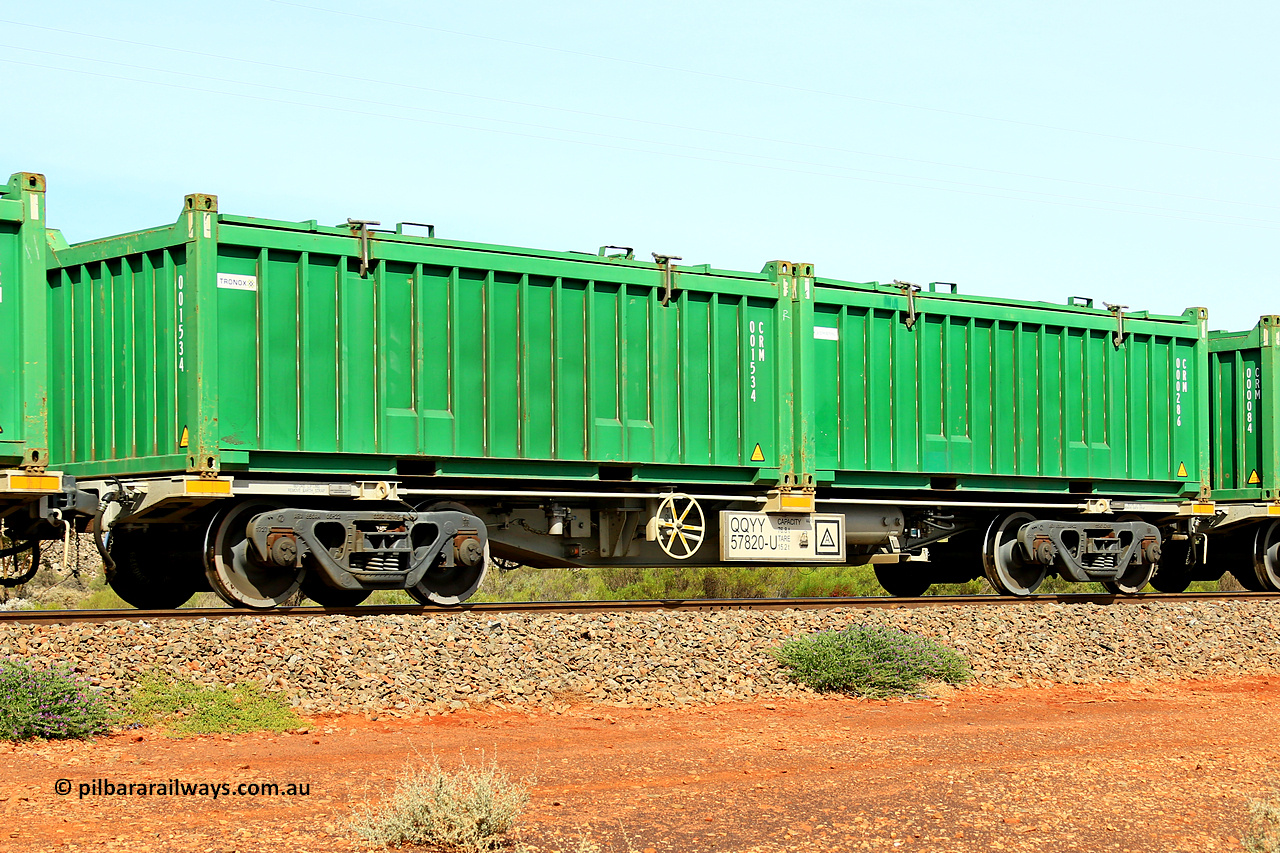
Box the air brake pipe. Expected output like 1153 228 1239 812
819 498 1096 510
400 488 767 503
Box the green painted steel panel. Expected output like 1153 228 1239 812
1208 317 1280 499
46 197 788 483
809 278 1209 498
0 173 48 467
33 184 1212 499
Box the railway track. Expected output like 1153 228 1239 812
2 590 1277 625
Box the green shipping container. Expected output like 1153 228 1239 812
1208 317 1280 500
39 184 1210 502
0 172 49 469
805 279 1209 498
45 193 802 485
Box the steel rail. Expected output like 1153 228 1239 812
1 590 1276 626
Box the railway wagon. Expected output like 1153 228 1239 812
42 187 824 608
1149 318 1280 592
27 174 1214 608
0 173 82 588
803 276 1211 596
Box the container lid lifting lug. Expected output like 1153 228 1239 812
653 253 682 306
396 221 435 238
894 280 922 330
347 219 380 277
1105 303 1128 348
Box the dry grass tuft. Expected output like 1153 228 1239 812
1247 795 1280 853
348 754 529 850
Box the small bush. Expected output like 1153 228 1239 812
773 624 971 697
129 671 300 735
348 755 529 851
0 659 114 740
1247 795 1280 853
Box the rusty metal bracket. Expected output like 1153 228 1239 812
894 280 922 330
653 253 682 306
1105 303 1128 348
347 219 380 277
19 447 47 473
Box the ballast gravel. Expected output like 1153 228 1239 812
1 601 1277 715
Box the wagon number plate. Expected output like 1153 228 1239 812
719 512 846 562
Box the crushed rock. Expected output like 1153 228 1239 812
0 600 1276 715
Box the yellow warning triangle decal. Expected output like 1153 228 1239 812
1250 469 1262 484
1176 462 1188 478
179 426 189 448
750 443 765 463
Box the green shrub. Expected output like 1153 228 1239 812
129 671 300 735
773 624 971 697
348 755 529 851
0 659 114 740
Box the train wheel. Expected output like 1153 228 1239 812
1148 540 1192 593
1250 521 1280 592
300 566 370 607
1103 515 1157 595
204 501 302 609
926 537 987 585
407 540 489 606
873 565 931 597
982 512 1046 596
407 501 488 606
1102 561 1155 595
107 527 199 609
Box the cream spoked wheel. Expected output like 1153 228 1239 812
655 493 705 560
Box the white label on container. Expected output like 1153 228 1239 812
29 195 38 221
282 483 329 496
719 511 845 562
217 273 258 292
814 326 839 341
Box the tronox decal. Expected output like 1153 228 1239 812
217 273 258 291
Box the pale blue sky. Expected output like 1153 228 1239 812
4 0 1276 331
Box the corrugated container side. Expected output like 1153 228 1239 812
46 235 188 474
1208 317 1280 499
48 201 792 485
0 172 48 468
810 280 1209 498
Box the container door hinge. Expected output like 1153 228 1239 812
1105 303 1128 348
895 280 921 330
652 253 682 306
347 219 380 277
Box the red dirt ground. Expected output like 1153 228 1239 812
1 677 1274 852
